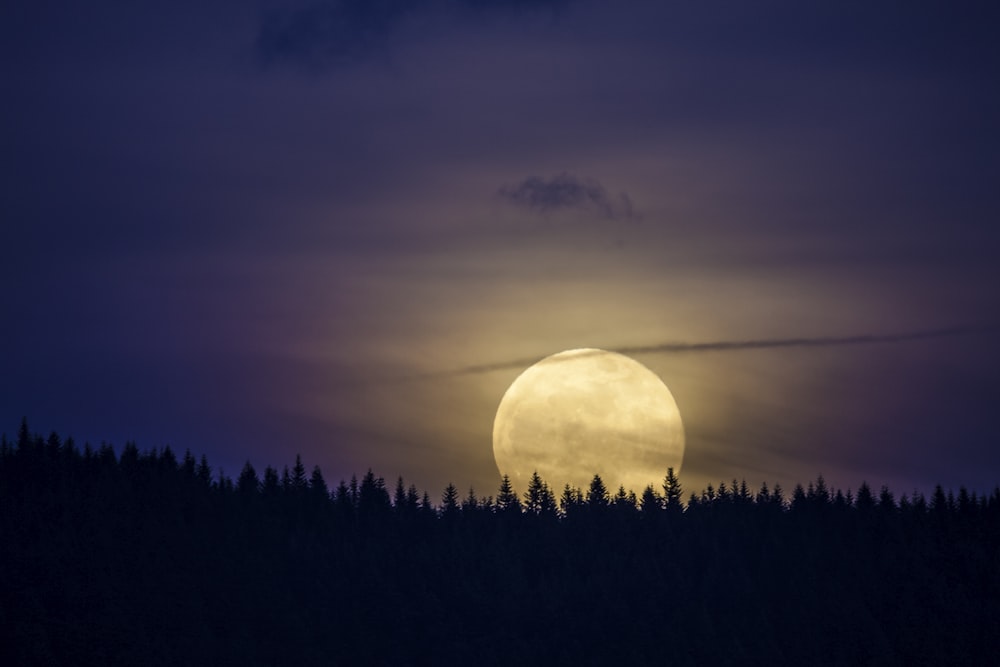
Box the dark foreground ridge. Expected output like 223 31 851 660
3 422 999 665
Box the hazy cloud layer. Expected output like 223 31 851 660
257 0 570 67
498 173 638 221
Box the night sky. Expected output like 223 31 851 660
4 0 999 499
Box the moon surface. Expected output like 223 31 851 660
492 348 685 496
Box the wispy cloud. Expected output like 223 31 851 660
395 325 986 381
257 0 571 68
498 172 638 221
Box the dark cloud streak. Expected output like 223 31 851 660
399 324 988 381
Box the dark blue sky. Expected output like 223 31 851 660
3 0 999 496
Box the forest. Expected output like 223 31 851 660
2 420 998 666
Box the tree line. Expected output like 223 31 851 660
2 420 998 665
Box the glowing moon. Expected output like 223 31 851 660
492 348 685 495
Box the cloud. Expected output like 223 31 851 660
498 172 639 221
257 0 570 68
392 324 987 381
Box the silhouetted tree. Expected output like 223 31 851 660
496 474 521 514
735 478 752 506
393 476 408 509
196 455 212 486
358 469 391 518
702 483 716 504
791 483 807 511
440 483 459 517
856 482 876 511
640 485 661 514
290 454 308 494
181 449 197 477
237 461 260 496
878 485 896 511
406 484 421 514
586 474 609 508
560 484 582 516
756 481 771 505
812 475 830 505
771 483 785 509
663 467 683 513
612 485 634 515
524 471 556 516
930 484 948 513
334 479 354 519
262 466 281 498
309 465 328 502
419 491 435 519
462 487 479 513
17 417 30 451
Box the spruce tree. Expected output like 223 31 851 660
586 474 609 508
237 461 260 496
663 467 683 513
640 485 661 513
440 483 459 517
496 474 521 513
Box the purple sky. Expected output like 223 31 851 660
3 0 999 498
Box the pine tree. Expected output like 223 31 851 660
791 484 807 511
878 485 895 511
663 467 683 513
613 485 634 513
358 469 391 517
419 491 435 518
334 480 354 517
716 481 729 503
702 484 716 504
196 455 212 486
686 492 700 511
855 482 875 511
181 449 197 477
309 465 328 500
393 476 407 510
771 483 785 509
756 481 771 505
813 475 830 505
560 484 582 516
496 474 521 513
406 484 421 513
586 474 609 508
737 479 752 505
640 485 661 513
440 483 459 517
262 466 281 498
931 484 949 513
17 417 30 452
462 487 479 512
45 432 61 459
237 461 260 496
290 454 308 493
160 446 178 472
524 471 555 515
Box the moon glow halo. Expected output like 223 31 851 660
492 348 685 495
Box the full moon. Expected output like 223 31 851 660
492 348 685 496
